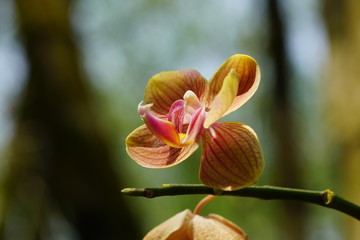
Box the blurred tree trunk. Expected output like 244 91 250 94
267 0 307 239
0 0 140 239
323 0 360 238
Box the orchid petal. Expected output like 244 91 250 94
144 209 192 240
192 214 247 240
144 69 208 115
207 54 260 116
204 214 247 239
182 106 206 145
204 69 239 128
168 99 185 132
126 125 199 168
200 122 264 191
139 103 181 147
184 90 202 114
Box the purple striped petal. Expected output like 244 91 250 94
200 122 264 191
126 124 199 168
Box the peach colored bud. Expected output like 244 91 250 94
144 209 247 240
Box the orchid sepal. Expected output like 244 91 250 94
200 122 264 191
144 69 208 115
126 124 199 168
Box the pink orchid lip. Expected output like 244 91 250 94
139 103 181 148
168 99 185 133
138 90 207 148
181 105 206 145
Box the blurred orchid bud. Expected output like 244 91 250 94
144 209 247 240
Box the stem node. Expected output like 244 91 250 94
322 189 335 205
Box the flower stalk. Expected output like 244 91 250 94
193 195 217 215
121 184 360 220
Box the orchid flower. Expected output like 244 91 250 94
144 209 247 240
144 195 247 240
126 54 264 190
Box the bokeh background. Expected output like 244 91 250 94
0 0 359 239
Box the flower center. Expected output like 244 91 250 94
138 90 206 148
167 90 206 145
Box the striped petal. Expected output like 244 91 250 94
206 54 260 116
204 69 239 128
200 122 264 191
144 69 208 115
126 124 199 168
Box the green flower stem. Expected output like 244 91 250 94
121 184 360 220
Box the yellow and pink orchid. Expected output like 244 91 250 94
126 54 264 190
